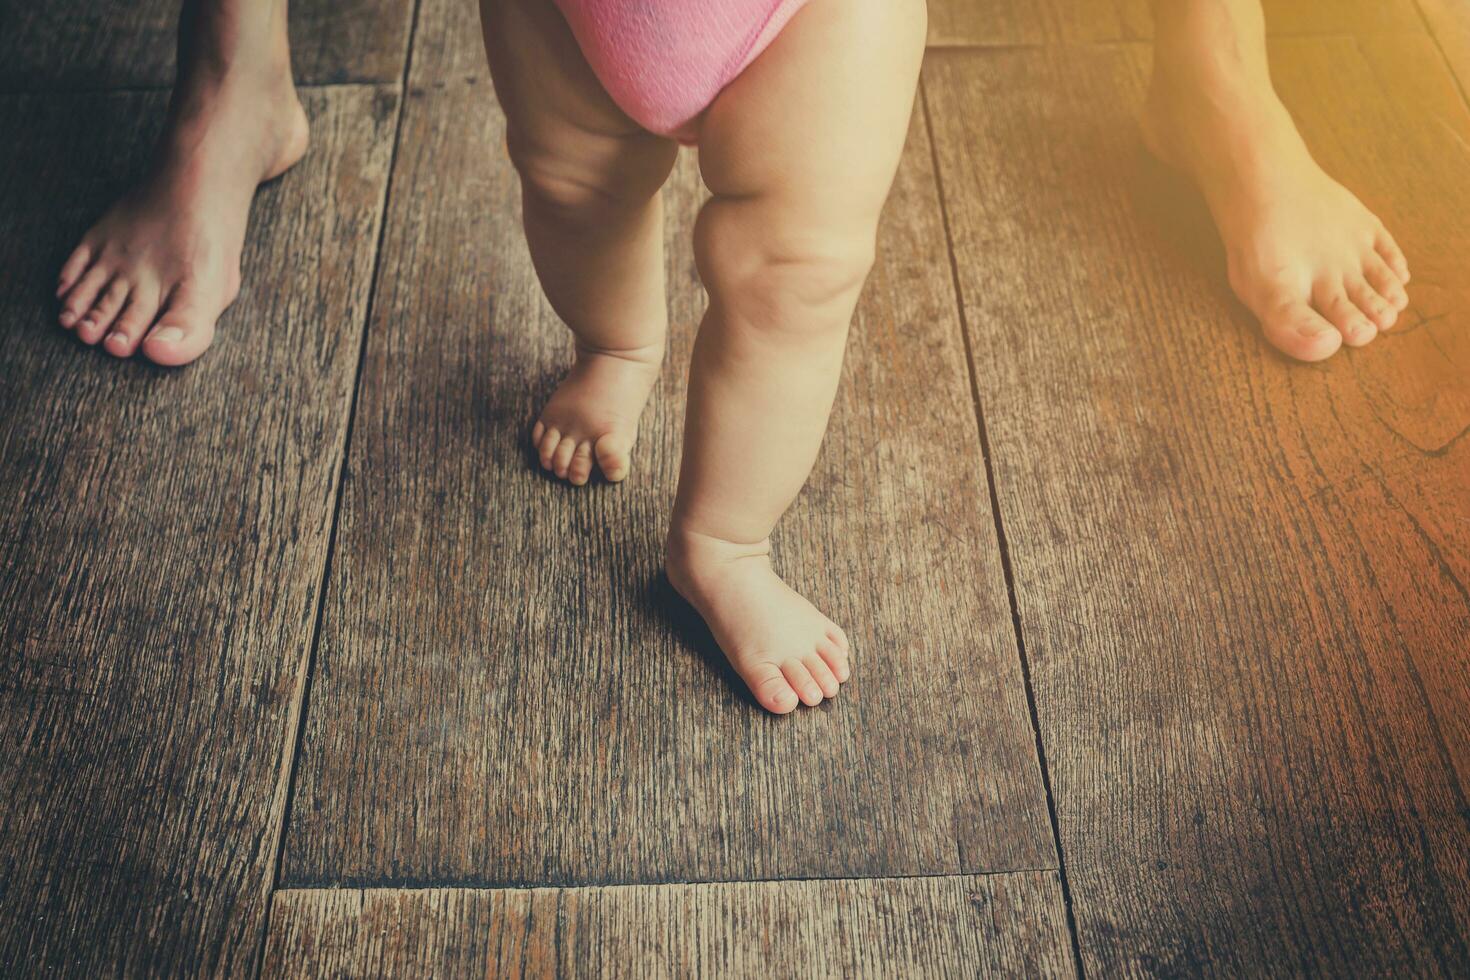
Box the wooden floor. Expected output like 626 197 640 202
2 0 1467 975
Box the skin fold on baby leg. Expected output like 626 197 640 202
665 0 928 714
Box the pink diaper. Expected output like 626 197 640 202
552 0 810 144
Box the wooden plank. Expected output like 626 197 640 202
277 79 1054 886
0 86 397 974
924 37 1470 976
0 0 414 90
925 0 1423 46
1419 0 1470 98
927 0 1151 46
408 0 487 86
262 873 1074 976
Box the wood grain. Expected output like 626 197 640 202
925 0 1424 46
408 0 488 86
1418 0 1470 96
262 873 1074 977
0 0 414 90
924 37 1470 976
276 78 1054 887
0 86 397 974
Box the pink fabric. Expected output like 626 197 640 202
552 0 810 144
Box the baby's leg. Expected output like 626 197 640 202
481 0 679 485
665 0 927 713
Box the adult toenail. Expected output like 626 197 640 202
153 327 184 343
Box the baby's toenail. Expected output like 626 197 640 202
152 327 184 343
107 332 125 344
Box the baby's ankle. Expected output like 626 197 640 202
665 525 771 598
573 338 666 368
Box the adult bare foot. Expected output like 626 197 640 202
56 0 308 366
1142 0 1409 362
666 528 851 715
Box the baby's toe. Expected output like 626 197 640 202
817 639 850 683
551 436 577 478
743 662 800 715
804 655 840 699
782 662 823 707
567 442 595 486
594 433 631 483
537 426 561 468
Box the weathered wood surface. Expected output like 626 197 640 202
924 36 1470 976
262 872 1074 977
0 87 397 974
408 0 488 86
926 0 1425 46
276 78 1054 887
0 0 414 90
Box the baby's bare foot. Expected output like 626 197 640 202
666 528 851 715
57 66 308 366
532 342 662 485
1142 71 1410 362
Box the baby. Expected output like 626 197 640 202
482 0 928 712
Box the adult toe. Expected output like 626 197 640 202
139 291 218 367
103 286 163 358
60 265 110 332
1259 299 1342 363
1345 276 1397 331
80 279 130 346
1314 282 1377 347
1363 253 1408 311
57 243 94 297
1374 226 1410 284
